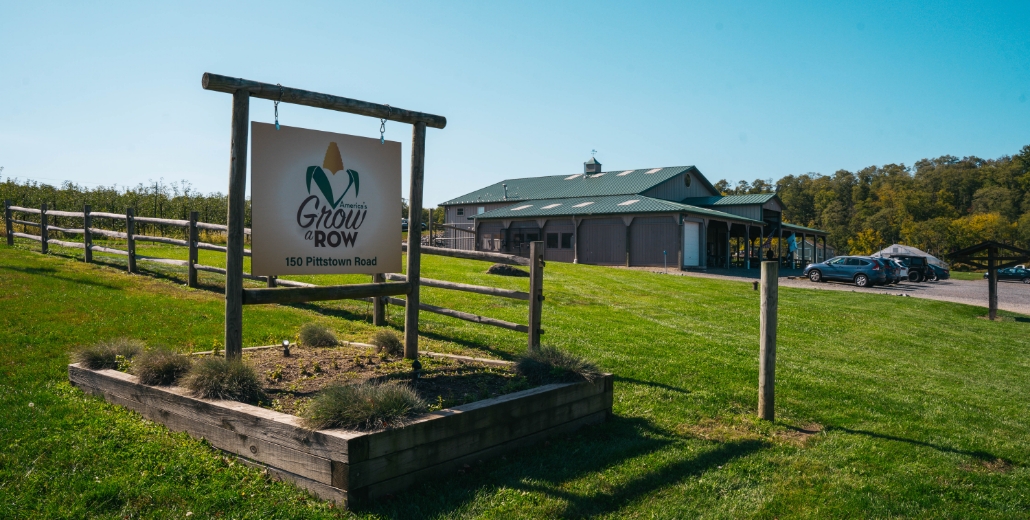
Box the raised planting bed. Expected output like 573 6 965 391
68 360 613 507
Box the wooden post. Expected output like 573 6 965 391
373 273 386 326
759 260 778 421
4 200 12 246
988 245 998 321
267 275 277 288
528 240 544 351
83 204 93 263
724 224 731 268
40 203 49 253
188 211 199 288
225 88 250 361
126 207 137 273
745 225 751 269
427 208 433 246
404 122 427 360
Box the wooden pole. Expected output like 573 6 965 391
225 88 250 361
373 273 386 326
427 208 432 246
4 200 12 246
404 122 427 360
528 240 544 351
188 211 199 288
40 203 49 254
988 245 998 321
759 260 778 421
126 207 136 273
267 275 277 288
83 204 93 263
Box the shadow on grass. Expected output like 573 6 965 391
3 264 122 290
613 374 691 395
360 416 770 518
828 426 1014 464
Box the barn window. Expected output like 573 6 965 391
456 208 464 216
477 206 485 214
561 233 574 249
546 233 559 248
684 174 692 187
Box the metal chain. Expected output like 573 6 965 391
380 105 391 144
274 83 284 130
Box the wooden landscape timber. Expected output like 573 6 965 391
68 363 612 507
384 273 530 300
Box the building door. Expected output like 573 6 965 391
683 221 700 267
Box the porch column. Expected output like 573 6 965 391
822 235 827 261
745 225 751 269
725 223 731 269
776 223 782 265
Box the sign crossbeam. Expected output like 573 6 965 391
202 73 447 129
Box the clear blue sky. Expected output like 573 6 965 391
2 1 1028 205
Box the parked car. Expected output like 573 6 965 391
401 218 426 232
803 256 888 287
887 258 908 283
873 257 901 284
983 267 1030 284
927 263 950 281
890 254 935 282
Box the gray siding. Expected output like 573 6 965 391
542 219 575 263
709 204 762 221
629 216 679 266
579 218 626 265
642 171 717 202
442 202 509 250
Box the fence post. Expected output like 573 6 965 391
188 211 199 287
373 273 386 326
40 203 49 254
4 200 11 246
404 122 427 360
126 207 137 273
83 204 93 263
759 260 778 421
266 275 277 288
528 240 544 351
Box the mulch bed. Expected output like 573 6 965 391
244 344 532 416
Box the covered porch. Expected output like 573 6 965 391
703 220 831 270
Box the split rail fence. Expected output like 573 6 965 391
4 200 545 349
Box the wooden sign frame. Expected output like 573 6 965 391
202 73 446 360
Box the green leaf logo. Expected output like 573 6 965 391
305 143 360 209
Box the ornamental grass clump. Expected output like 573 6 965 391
71 338 145 370
301 381 426 431
182 358 264 402
371 329 403 357
299 323 338 347
132 347 191 386
516 346 602 383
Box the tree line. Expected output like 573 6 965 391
714 144 1030 258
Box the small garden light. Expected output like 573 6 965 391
282 340 291 357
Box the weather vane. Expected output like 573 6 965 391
591 149 597 157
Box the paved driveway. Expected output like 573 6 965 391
623 266 1030 316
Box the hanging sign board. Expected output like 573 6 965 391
250 122 402 275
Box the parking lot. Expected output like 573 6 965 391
627 266 1030 316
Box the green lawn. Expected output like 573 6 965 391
2 241 1029 519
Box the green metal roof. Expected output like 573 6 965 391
780 222 827 234
681 193 779 206
440 166 711 205
470 195 765 224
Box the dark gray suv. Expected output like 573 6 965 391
803 256 888 287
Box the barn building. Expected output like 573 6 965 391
438 158 830 269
